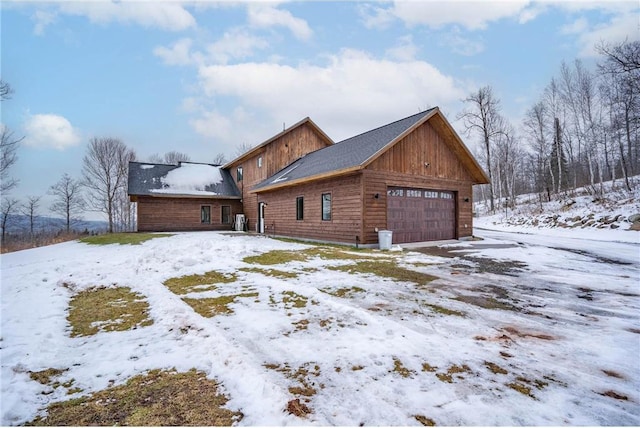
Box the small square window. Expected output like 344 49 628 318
221 206 231 224
201 206 211 224
296 197 304 221
321 193 331 221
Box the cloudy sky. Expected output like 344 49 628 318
1 0 638 219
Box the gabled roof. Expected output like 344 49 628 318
222 116 334 169
252 108 489 193
128 161 241 199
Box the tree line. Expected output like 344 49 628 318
459 39 638 213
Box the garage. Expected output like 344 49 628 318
387 187 456 243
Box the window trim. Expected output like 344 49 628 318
296 196 304 221
221 205 231 224
201 205 211 224
321 193 332 221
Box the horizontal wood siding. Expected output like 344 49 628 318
227 122 331 231
136 196 242 232
258 174 363 244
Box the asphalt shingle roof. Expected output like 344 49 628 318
128 161 241 198
253 109 435 191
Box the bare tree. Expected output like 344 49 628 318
147 153 163 163
82 137 135 233
50 174 85 233
21 196 41 237
211 152 227 165
0 79 13 101
0 80 21 194
235 142 253 157
163 151 190 164
457 86 505 212
1 197 19 245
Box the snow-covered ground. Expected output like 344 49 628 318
1 231 639 425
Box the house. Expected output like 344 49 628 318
128 162 242 232
128 108 489 244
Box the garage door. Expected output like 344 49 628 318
387 187 456 243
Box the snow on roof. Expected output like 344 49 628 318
160 163 222 192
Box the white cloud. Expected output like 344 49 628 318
385 35 419 61
32 2 196 33
576 13 640 57
441 27 485 56
206 28 269 64
560 17 589 35
247 4 312 40
361 1 531 31
153 38 197 66
24 114 82 150
193 49 465 143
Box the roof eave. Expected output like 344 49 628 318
129 193 242 200
249 166 362 193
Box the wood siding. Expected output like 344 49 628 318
227 122 331 231
258 174 363 244
136 196 242 232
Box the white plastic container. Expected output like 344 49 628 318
378 230 393 250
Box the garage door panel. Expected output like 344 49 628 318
387 187 456 244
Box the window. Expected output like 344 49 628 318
236 166 243 182
424 191 439 198
201 206 211 224
407 189 422 197
221 206 231 224
296 197 304 221
387 188 404 197
440 192 454 199
257 156 263 168
321 193 331 221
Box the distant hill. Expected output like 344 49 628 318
2 214 108 234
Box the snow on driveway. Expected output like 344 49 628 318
1 231 638 425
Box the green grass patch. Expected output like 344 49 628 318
183 292 259 317
391 358 415 378
163 271 236 295
67 287 153 337
240 267 299 279
282 291 308 309
423 303 466 317
80 233 173 246
331 260 438 285
321 286 366 298
29 368 68 385
26 369 242 426
243 250 308 265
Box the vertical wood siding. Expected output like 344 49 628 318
227 123 331 231
136 196 242 232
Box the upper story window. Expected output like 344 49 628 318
257 156 263 168
321 193 331 221
237 166 243 182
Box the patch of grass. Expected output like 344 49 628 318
292 319 310 332
80 233 173 246
67 287 153 337
421 363 437 372
282 291 308 309
286 398 312 418
602 369 624 379
351 365 364 371
182 293 258 317
423 303 466 317
243 250 308 265
600 390 629 400
331 260 438 285
507 382 535 399
302 246 375 261
453 295 518 311
435 364 471 383
29 368 68 385
26 369 242 426
321 286 366 298
484 361 508 375
391 358 415 378
264 362 320 404
239 267 299 279
415 415 436 426
163 271 236 295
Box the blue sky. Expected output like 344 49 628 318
1 1 638 220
